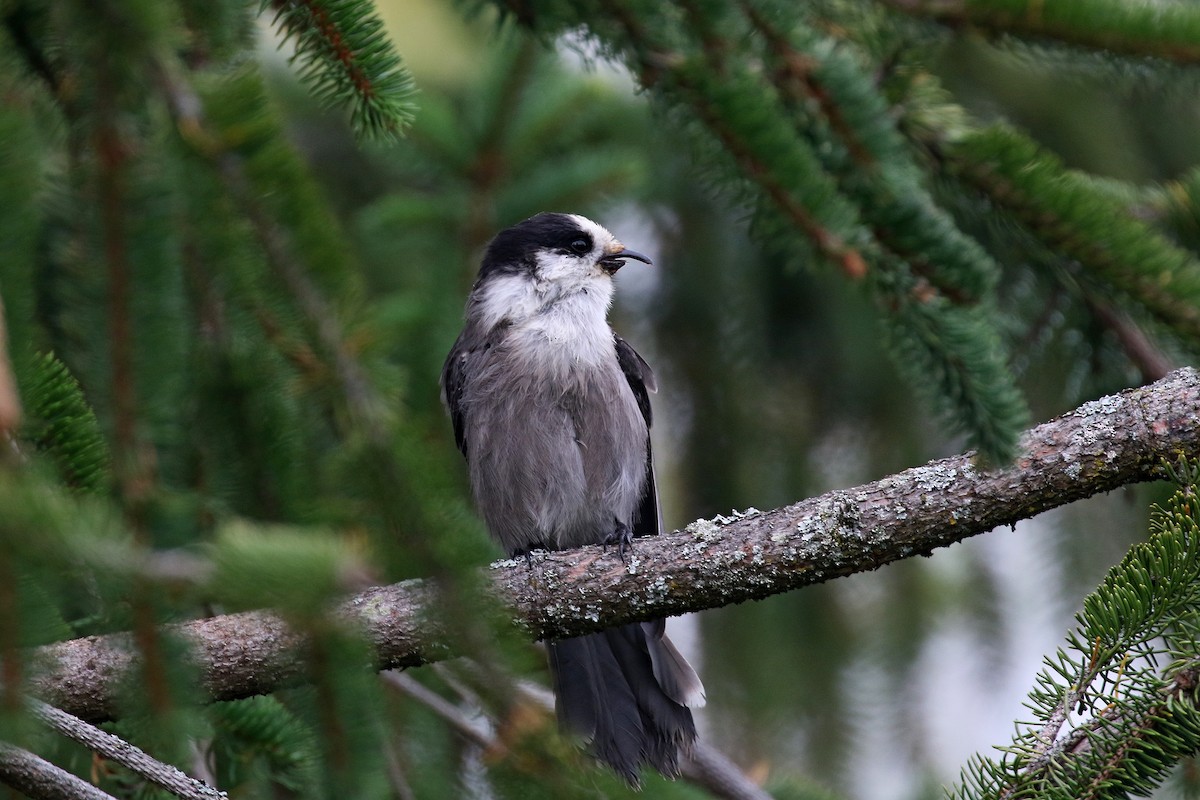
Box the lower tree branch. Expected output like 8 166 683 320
0 743 118 800
29 700 224 800
27 368 1200 722
1002 659 1200 798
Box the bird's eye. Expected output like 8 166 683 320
569 239 590 254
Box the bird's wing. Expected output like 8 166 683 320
614 333 656 426
440 332 480 457
614 334 661 538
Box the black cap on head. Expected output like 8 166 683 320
478 213 593 279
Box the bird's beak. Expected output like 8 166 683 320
599 247 653 274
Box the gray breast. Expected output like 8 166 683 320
462 335 648 555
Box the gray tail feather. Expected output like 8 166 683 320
547 622 701 783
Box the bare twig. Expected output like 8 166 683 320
683 743 775 800
510 675 771 800
29 699 225 800
390 666 773 800
0 742 117 800
1086 297 1176 382
25 369 1200 724
380 734 418 800
382 671 492 750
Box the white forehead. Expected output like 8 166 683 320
566 214 617 247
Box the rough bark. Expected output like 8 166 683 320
29 700 224 800
27 368 1200 722
0 743 118 800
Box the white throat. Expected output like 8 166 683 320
469 213 626 373
473 252 615 329
473 271 616 374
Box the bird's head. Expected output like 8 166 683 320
478 212 652 286
468 213 652 330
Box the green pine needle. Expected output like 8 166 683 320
878 279 1028 464
21 352 110 494
209 696 319 792
949 124 1200 346
894 0 1200 65
949 461 1200 799
262 0 418 143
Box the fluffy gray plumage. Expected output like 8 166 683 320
441 212 704 782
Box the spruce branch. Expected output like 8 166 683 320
937 124 1200 346
594 0 870 279
505 0 1027 461
736 1 1026 462
951 466 1200 799
2 7 64 101
25 368 1200 724
879 0 1200 65
262 0 417 142
739 0 882 171
21 353 111 494
155 56 385 437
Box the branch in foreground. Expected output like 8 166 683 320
29 700 224 800
27 368 1200 722
0 742 117 800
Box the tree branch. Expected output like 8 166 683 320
27 368 1200 723
28 700 224 800
878 0 1200 65
0 743 118 800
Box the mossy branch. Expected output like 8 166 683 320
26 368 1200 723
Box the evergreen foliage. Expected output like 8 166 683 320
0 0 1198 797
950 462 1200 799
263 0 417 141
881 0 1200 64
21 352 110 494
207 695 319 794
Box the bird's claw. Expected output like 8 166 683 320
603 522 634 562
514 546 547 570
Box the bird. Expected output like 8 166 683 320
441 212 705 782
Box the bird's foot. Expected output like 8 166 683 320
512 545 548 570
603 522 634 563
513 542 554 573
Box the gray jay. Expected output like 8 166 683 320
441 212 705 782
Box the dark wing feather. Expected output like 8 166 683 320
614 334 660 538
613 333 655 426
440 334 476 456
